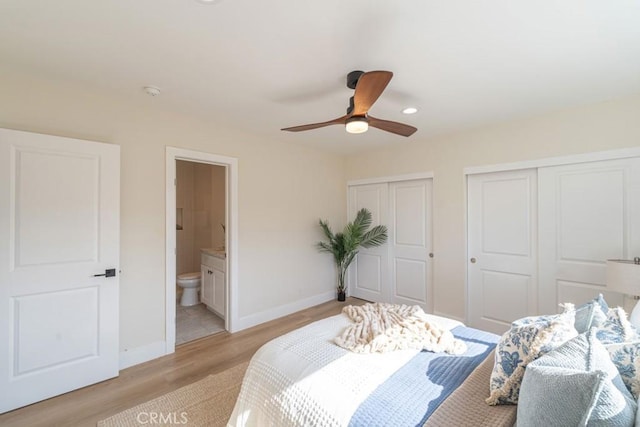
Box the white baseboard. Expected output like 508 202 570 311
234 291 335 332
118 292 335 369
117 298 457 370
119 340 168 370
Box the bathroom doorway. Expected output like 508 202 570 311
165 147 238 354
175 160 226 345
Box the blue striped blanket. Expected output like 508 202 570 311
349 326 499 427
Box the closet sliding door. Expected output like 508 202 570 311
388 179 433 311
348 183 389 303
538 158 640 314
348 178 433 312
467 155 640 333
467 170 538 334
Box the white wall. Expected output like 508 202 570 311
2 64 639 359
345 94 640 320
0 68 346 356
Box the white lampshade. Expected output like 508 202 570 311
607 258 640 295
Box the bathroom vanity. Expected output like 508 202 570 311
200 248 226 318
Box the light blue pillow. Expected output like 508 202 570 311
571 300 607 334
518 366 606 426
595 293 610 314
517 330 637 427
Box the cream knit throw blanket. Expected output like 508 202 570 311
335 303 467 354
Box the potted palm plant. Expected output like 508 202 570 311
316 208 388 301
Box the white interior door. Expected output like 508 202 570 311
467 169 537 334
348 183 389 302
538 158 640 314
0 128 120 413
389 179 433 312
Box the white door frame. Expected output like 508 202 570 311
165 147 239 353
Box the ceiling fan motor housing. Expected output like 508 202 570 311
346 70 365 89
347 96 356 115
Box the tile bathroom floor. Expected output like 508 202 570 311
176 302 225 345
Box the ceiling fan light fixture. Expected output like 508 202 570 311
345 117 369 134
402 107 418 115
281 70 416 137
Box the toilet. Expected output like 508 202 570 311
177 272 201 306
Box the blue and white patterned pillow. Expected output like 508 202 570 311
606 341 640 399
587 300 640 400
596 307 639 344
486 310 578 405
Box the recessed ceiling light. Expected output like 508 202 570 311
402 107 418 115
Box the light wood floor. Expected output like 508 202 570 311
0 297 366 427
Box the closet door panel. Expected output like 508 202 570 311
467 169 537 334
348 178 433 309
394 259 426 301
355 253 383 294
389 179 433 311
348 184 389 302
557 281 623 310
482 271 530 323
538 158 640 314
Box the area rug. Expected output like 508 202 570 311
97 362 248 427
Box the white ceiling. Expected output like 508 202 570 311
2 0 640 154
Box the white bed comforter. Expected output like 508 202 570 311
227 312 463 427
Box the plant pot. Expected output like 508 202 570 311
337 290 346 302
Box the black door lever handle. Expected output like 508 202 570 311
94 268 116 278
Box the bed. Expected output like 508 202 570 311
227 309 517 426
229 295 640 426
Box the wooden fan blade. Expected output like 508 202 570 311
368 116 417 137
352 71 393 115
281 115 348 132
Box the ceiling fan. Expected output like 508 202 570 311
281 70 417 137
